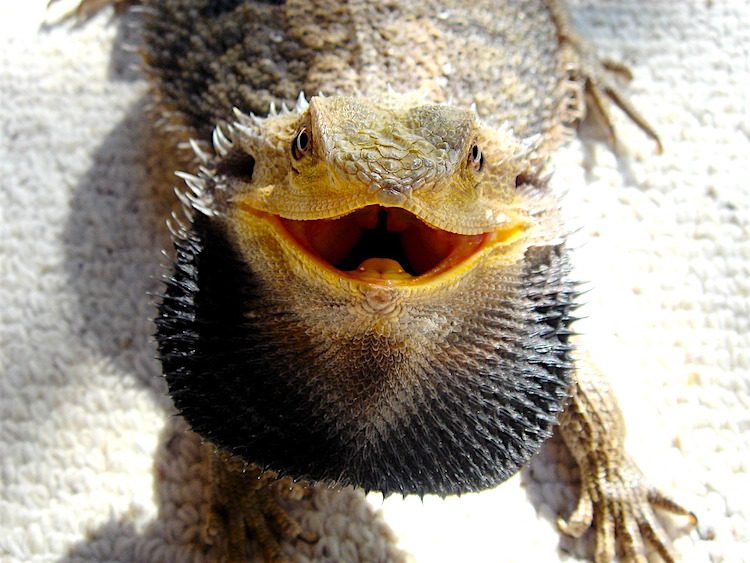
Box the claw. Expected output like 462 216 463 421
616 507 647 563
593 502 616 563
602 59 634 81
647 488 698 525
602 85 663 154
557 486 593 537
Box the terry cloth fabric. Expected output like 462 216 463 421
1 1 748 561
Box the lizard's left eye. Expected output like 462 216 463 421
468 143 484 172
292 127 312 160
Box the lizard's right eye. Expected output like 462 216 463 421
292 127 312 160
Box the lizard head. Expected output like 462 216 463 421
224 93 537 286
157 93 575 495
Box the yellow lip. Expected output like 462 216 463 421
237 203 526 288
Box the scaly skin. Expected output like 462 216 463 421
64 0 691 560
159 89 576 515
203 447 317 562
558 357 696 563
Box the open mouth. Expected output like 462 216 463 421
277 205 488 284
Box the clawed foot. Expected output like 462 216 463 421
548 0 663 153
204 449 318 562
558 457 696 562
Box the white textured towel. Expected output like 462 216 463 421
1 1 748 561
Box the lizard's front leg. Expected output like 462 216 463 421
546 0 663 153
204 446 318 562
558 363 696 562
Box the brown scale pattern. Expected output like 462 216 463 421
93 0 690 559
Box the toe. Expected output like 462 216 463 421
593 502 616 563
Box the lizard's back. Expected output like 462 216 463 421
143 0 572 143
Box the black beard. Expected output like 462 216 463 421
155 215 576 496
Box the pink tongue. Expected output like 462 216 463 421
353 258 413 280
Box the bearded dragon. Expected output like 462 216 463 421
64 0 696 560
